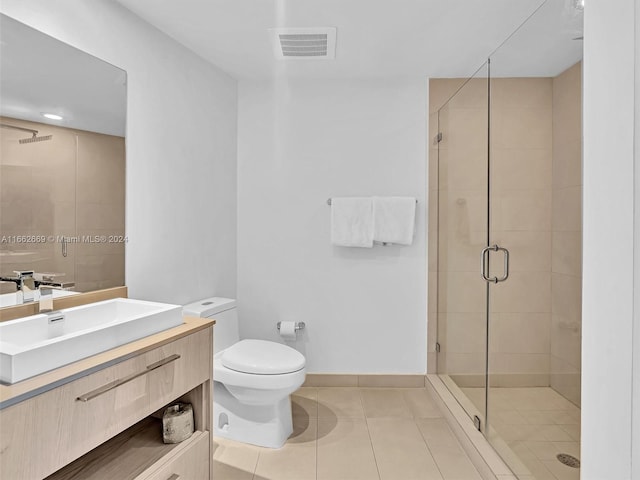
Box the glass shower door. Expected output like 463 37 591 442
484 1 584 477
435 63 490 426
434 2 583 478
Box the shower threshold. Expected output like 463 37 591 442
426 375 581 480
426 374 514 479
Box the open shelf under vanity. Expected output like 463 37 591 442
47 416 209 480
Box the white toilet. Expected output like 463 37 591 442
183 297 306 448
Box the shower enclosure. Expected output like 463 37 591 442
430 1 583 478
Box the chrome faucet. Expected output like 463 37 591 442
38 286 66 331
33 272 74 290
15 270 35 303
0 271 74 305
0 271 33 299
38 284 68 313
36 280 75 290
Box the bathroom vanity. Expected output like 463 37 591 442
0 291 214 480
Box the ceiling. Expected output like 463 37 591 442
115 0 583 80
0 1 583 137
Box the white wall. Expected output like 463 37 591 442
582 0 638 478
237 78 427 373
0 0 238 304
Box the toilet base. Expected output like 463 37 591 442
213 381 293 448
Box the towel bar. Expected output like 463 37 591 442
326 198 418 205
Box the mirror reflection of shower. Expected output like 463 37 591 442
0 14 127 307
0 123 52 143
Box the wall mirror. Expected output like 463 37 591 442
0 14 127 308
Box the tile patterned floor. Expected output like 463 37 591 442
212 387 483 480
461 387 581 480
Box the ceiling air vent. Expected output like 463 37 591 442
270 27 336 60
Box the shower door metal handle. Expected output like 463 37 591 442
481 245 510 283
481 246 498 283
495 245 509 282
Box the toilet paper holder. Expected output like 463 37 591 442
276 321 306 332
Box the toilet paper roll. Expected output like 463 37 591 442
162 403 194 444
279 321 297 340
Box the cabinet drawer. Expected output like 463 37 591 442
0 327 212 480
139 431 210 480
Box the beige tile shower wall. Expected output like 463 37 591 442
429 78 554 385
550 62 582 407
75 131 125 292
489 78 553 385
0 117 125 292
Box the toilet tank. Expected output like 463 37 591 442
183 297 238 353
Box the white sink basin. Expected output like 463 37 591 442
0 298 183 384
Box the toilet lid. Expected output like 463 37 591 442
221 339 306 375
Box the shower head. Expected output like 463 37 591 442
1 123 53 144
18 133 53 144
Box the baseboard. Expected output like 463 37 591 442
302 373 426 388
449 373 550 388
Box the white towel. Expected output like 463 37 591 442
330 197 373 247
373 197 416 245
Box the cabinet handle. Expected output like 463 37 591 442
167 475 180 480
76 354 181 402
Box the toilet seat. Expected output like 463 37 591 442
214 358 306 391
221 339 305 375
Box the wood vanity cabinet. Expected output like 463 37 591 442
0 318 214 480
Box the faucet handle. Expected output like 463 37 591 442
39 284 62 292
38 281 75 290
13 270 34 278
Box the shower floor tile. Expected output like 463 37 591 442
212 387 482 480
461 386 581 480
